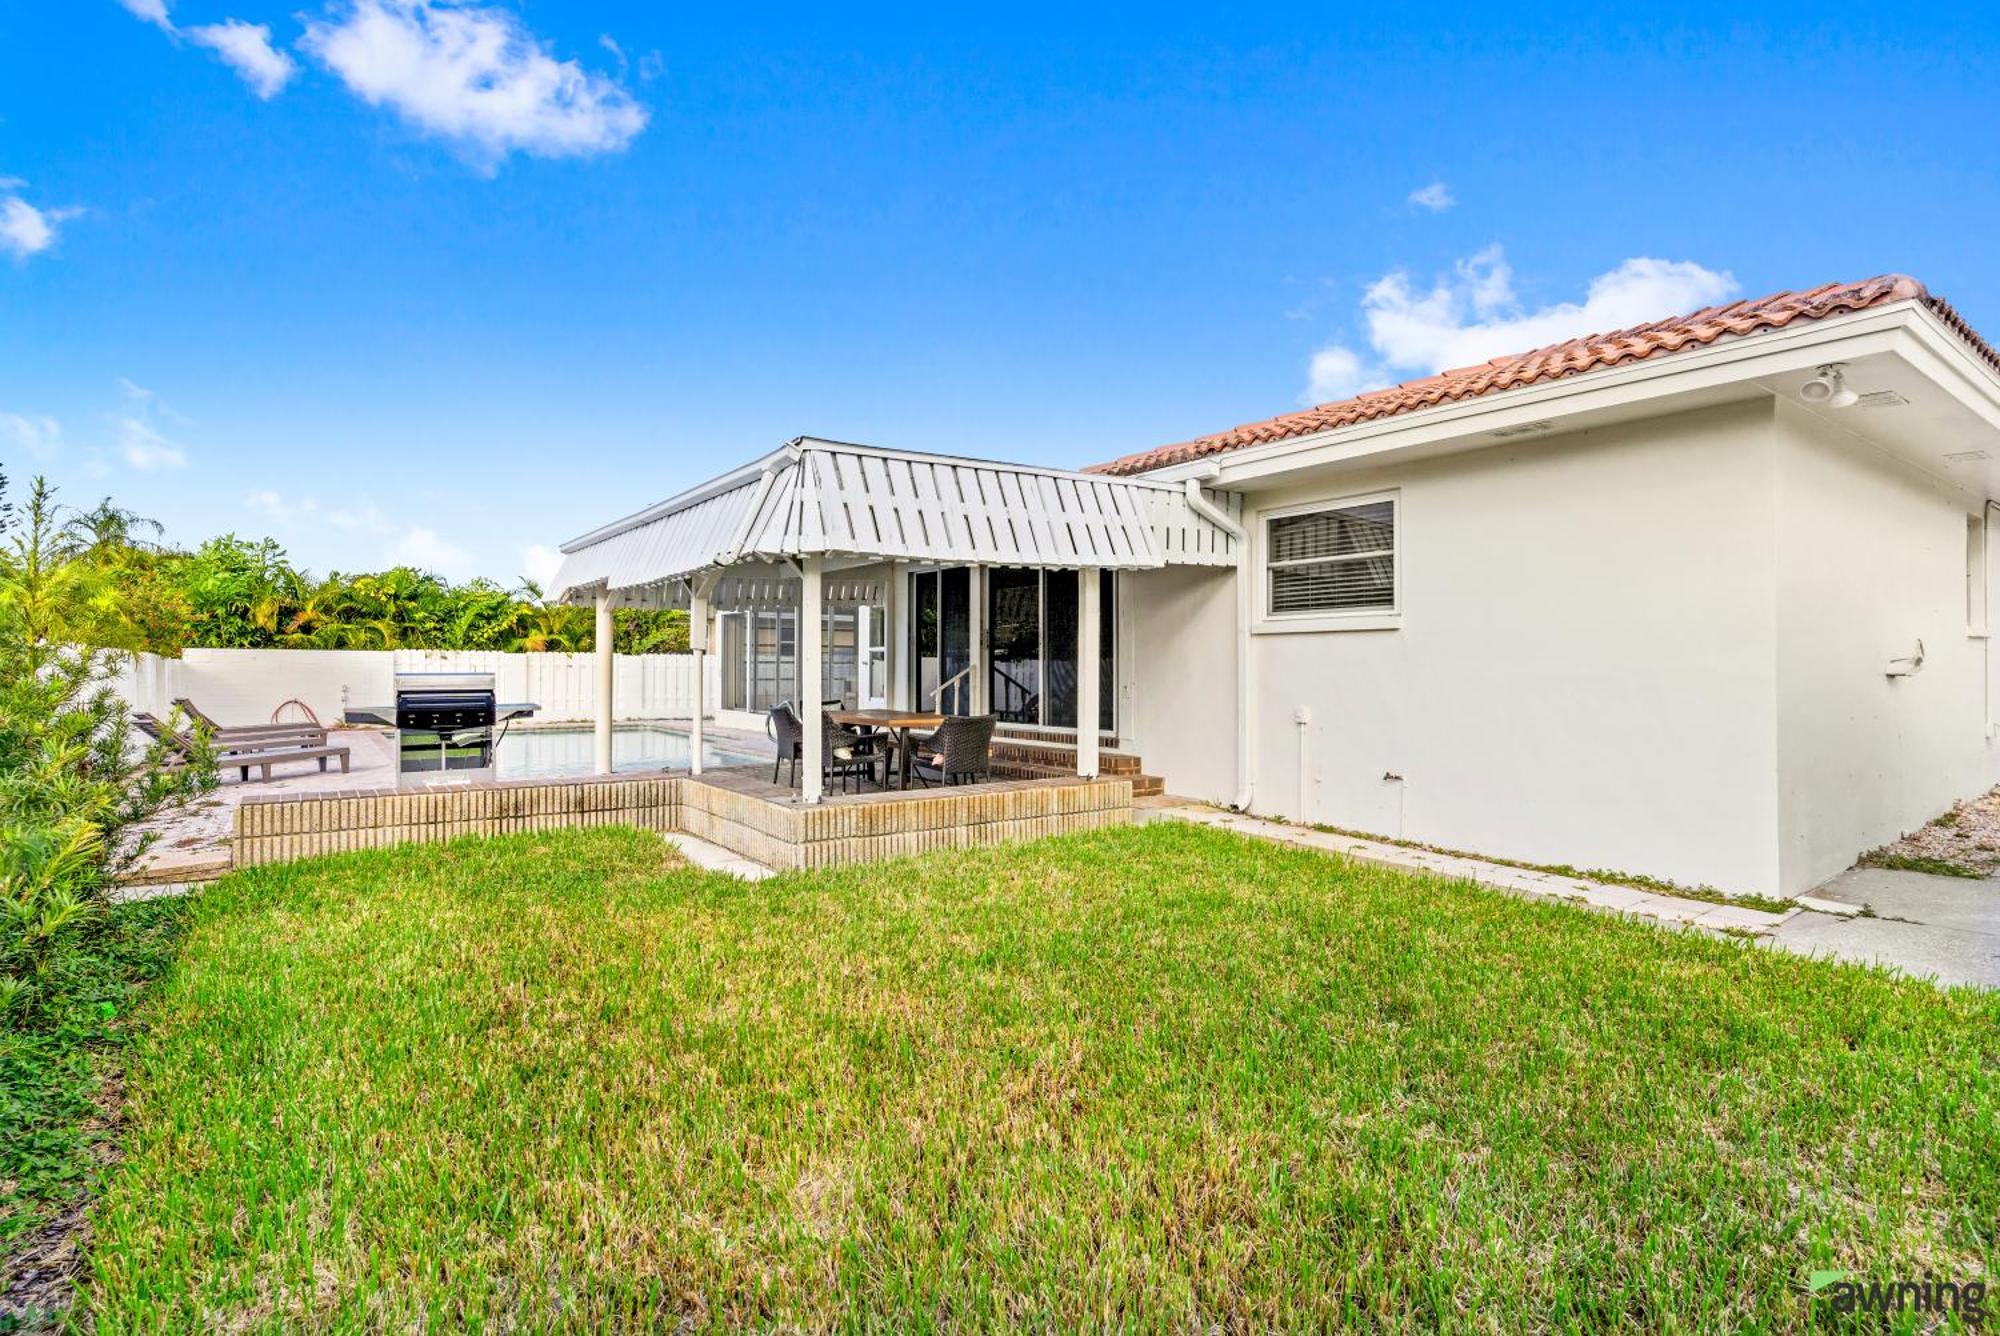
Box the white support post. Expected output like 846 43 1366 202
1077 566 1101 779
967 565 986 716
800 557 825 804
688 584 710 776
883 562 904 710
593 588 614 776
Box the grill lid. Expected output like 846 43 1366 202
393 671 495 698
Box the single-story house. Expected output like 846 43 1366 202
554 274 2000 897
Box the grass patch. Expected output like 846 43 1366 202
86 825 1997 1330
1858 850 1989 880
0 895 189 1318
0 897 188 1245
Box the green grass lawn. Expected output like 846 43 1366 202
84 824 1997 1331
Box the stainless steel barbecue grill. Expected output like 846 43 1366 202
345 672 537 786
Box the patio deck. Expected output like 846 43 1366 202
210 757 1130 876
680 765 1134 868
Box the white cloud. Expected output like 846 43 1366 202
1303 247 1739 402
0 413 62 459
519 542 563 588
300 1 649 164
115 0 174 30
326 502 392 534
387 525 474 577
187 20 297 99
118 417 188 471
115 1 298 101
1407 180 1454 212
1366 250 1737 372
248 490 481 579
246 489 319 523
117 377 153 403
0 188 81 260
1306 347 1372 402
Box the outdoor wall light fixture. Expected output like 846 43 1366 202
1800 364 1860 409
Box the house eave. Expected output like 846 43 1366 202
1132 301 2000 490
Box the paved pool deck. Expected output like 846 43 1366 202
125 721 773 888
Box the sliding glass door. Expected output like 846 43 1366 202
910 568 974 715
908 567 1115 733
988 568 1041 724
1015 569 1114 733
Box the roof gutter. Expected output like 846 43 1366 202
1184 475 1255 812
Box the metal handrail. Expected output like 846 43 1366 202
990 662 1038 722
931 664 972 715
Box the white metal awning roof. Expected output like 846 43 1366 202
551 437 1240 606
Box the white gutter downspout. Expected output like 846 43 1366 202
1184 475 1254 812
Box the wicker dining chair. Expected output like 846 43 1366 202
909 714 997 787
767 701 887 791
767 702 805 785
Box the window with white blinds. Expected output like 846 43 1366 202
1265 497 1396 616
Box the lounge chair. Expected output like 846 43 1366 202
766 701 885 792
909 714 996 787
172 697 326 746
135 713 350 783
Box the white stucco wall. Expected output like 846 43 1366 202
1121 565 1240 805
1772 399 1997 890
1154 399 1790 894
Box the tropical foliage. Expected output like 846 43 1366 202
16 489 687 657
0 475 213 1252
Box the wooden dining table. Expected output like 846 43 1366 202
826 708 945 791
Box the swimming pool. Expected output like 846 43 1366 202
494 724 768 780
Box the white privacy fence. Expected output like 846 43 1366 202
114 648 719 727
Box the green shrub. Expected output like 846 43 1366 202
0 477 213 1252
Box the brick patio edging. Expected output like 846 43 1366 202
234 773 1133 872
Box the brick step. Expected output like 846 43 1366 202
995 758 1164 796
118 854 232 887
989 738 1142 775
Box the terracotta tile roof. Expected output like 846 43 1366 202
1089 274 1999 477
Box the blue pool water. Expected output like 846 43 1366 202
494 725 767 780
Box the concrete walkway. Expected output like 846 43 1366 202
1769 867 2000 989
664 831 774 880
1141 802 1997 989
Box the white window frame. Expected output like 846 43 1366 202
1253 490 1401 635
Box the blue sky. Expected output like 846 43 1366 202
3 3 1996 584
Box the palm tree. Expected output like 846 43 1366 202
1 478 128 647
58 497 164 561
503 580 583 652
